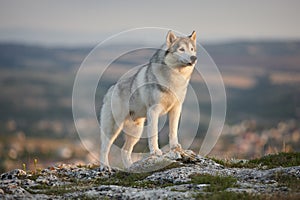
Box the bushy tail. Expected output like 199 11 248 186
99 86 122 167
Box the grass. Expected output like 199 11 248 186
76 195 105 200
95 171 152 187
205 152 300 199
194 191 263 200
188 174 263 200
15 152 300 197
189 173 300 200
195 191 300 200
212 152 300 169
94 162 182 188
27 184 78 195
189 173 237 192
249 152 300 168
273 171 300 192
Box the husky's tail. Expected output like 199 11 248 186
99 86 122 167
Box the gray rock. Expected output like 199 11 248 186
0 150 299 199
1 169 26 180
76 185 196 200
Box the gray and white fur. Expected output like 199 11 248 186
100 31 197 168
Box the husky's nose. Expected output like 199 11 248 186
190 55 197 64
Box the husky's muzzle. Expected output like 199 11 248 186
189 55 197 65
177 53 197 66
184 55 197 66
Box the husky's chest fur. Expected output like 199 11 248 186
126 59 193 120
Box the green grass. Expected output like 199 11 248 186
95 162 182 188
27 184 78 195
94 166 178 188
273 171 300 192
189 174 237 192
188 174 261 200
190 173 300 199
95 171 152 187
196 191 300 200
76 195 106 200
194 191 263 200
212 152 300 169
249 152 300 168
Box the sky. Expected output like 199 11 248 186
0 0 300 46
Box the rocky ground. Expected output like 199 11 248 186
1 150 300 199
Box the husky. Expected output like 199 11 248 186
100 31 197 168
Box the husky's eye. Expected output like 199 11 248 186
179 48 185 52
191 47 194 51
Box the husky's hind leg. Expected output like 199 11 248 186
121 117 145 168
100 88 124 167
100 119 123 167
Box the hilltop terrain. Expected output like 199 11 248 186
1 150 300 199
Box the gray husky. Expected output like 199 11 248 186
100 31 197 168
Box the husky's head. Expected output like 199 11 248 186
164 31 197 68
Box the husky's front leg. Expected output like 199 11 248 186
147 105 163 156
169 103 182 150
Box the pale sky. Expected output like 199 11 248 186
0 0 300 46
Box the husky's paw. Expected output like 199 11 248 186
150 149 163 156
170 143 182 151
122 159 133 169
100 164 112 173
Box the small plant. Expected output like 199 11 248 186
34 159 38 170
22 163 26 172
32 158 42 174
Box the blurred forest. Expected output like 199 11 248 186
0 41 300 173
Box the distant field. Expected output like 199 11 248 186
0 134 88 173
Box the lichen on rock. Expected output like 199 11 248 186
0 150 299 199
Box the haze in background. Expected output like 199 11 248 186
0 0 300 46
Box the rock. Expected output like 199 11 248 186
165 183 209 192
128 149 221 173
76 185 195 199
0 150 299 199
128 154 178 173
1 169 26 180
36 174 59 186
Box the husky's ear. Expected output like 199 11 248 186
189 31 196 42
166 31 177 47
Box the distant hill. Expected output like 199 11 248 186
0 43 91 69
205 41 300 56
0 41 299 137
1 41 300 70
